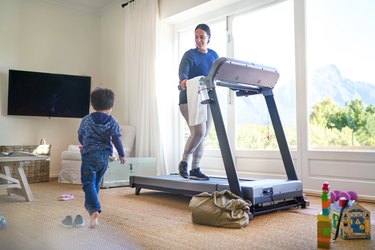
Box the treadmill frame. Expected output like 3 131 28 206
130 57 308 215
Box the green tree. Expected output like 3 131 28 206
345 99 366 133
356 104 375 146
310 98 341 126
327 109 347 131
365 104 375 137
344 99 367 145
310 98 375 147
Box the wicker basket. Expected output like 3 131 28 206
0 145 50 183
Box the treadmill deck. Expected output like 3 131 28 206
130 174 306 215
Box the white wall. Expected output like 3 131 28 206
0 0 101 177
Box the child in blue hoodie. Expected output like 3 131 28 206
78 87 125 228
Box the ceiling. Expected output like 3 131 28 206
44 0 121 12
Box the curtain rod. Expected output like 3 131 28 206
121 0 134 8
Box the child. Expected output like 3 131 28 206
78 87 126 228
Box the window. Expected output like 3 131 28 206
306 0 375 151
232 0 296 150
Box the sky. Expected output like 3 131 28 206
306 0 375 84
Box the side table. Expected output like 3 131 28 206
0 154 50 201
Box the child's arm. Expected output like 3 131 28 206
118 156 126 164
112 136 125 164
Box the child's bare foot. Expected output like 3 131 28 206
89 211 99 228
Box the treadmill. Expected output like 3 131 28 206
130 57 308 217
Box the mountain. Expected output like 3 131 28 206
310 64 375 107
227 64 375 126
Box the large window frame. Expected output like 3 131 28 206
172 0 375 201
305 0 375 152
177 0 297 156
176 0 375 154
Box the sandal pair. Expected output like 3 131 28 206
59 193 74 201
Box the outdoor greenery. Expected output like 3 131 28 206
199 98 375 151
205 123 297 150
309 98 375 148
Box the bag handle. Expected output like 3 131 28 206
212 190 250 212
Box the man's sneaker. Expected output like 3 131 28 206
178 161 188 179
73 215 84 227
189 168 209 180
61 215 73 228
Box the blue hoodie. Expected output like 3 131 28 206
78 112 125 157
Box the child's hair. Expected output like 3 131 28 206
90 87 114 111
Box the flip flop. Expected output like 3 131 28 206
59 193 74 201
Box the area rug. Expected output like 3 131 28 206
0 181 374 250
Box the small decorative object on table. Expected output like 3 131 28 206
33 138 51 155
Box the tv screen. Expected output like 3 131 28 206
7 69 91 118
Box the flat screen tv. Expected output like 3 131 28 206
7 69 91 118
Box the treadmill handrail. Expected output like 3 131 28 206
203 57 227 89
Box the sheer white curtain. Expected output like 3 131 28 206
123 0 165 174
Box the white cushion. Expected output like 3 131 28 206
68 144 80 151
58 160 82 184
61 150 82 161
61 124 136 160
